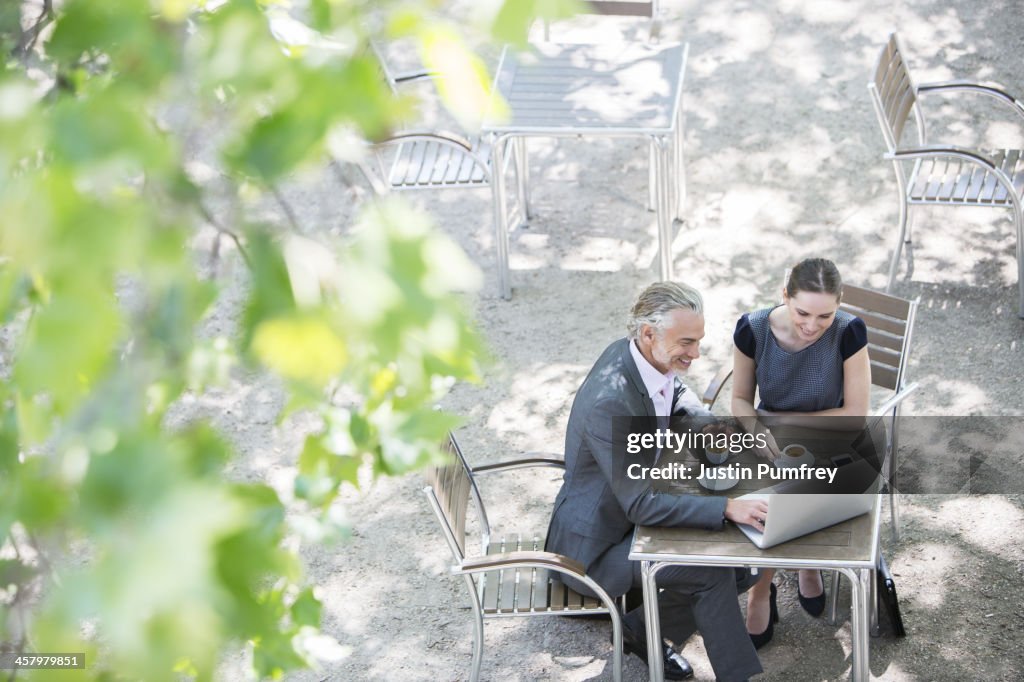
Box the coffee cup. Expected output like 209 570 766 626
783 444 809 459
705 444 729 465
778 443 813 468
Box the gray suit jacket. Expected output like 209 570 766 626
546 338 728 596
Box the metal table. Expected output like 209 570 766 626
629 435 883 682
481 41 688 299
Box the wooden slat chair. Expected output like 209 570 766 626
361 45 528 256
423 433 623 682
700 286 920 633
542 1 660 42
368 41 518 192
868 32 1024 318
701 283 921 541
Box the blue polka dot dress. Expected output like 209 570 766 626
734 307 867 412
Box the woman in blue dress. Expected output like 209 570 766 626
731 258 870 648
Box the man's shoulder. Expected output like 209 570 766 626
585 338 633 383
575 338 638 407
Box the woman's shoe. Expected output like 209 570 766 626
798 570 826 617
748 582 779 650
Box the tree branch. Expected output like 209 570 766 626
270 185 300 232
13 0 55 58
197 201 250 268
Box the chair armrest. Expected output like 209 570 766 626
457 550 585 578
702 364 734 407
916 80 1024 120
886 145 999 169
873 382 919 417
472 453 565 474
376 129 475 151
390 70 439 84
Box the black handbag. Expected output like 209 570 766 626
876 555 906 637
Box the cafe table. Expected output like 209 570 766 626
629 438 883 681
480 41 688 299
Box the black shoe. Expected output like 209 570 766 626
798 570 826 618
617 625 694 680
748 582 779 650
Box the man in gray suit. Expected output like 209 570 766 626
546 282 768 681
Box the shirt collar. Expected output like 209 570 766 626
629 338 674 399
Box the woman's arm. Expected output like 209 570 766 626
756 346 871 428
730 346 780 459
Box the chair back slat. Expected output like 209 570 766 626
864 327 906 354
852 309 908 337
583 0 654 17
424 433 489 561
843 283 911 318
864 339 902 368
872 34 918 149
839 283 918 392
868 360 900 391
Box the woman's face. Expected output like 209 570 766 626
783 289 840 343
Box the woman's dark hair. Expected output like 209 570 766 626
785 258 843 300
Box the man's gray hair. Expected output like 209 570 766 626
626 281 704 339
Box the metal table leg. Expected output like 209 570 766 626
673 98 686 222
513 137 532 221
651 135 674 282
640 561 664 682
490 133 512 300
842 567 871 682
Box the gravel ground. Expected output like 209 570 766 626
210 1 1024 680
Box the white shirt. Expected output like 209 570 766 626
629 339 674 417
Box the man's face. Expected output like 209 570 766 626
641 308 704 377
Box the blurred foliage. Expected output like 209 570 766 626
0 0 580 679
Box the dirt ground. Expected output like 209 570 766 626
210 1 1024 680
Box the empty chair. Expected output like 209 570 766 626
868 32 1024 317
361 47 528 279
423 433 623 682
541 1 661 42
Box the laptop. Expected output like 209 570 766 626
735 458 880 549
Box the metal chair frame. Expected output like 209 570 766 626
868 32 1024 318
423 433 623 682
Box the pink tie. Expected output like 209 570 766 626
660 382 674 418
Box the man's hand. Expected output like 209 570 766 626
725 498 769 532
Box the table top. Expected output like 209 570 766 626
631 423 882 570
630 495 880 570
481 41 687 135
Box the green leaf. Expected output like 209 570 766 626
418 25 493 132
225 103 328 182
0 406 19 473
295 435 361 508
290 588 322 628
13 281 121 415
241 230 296 351
48 0 182 90
491 0 584 46
252 313 348 386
